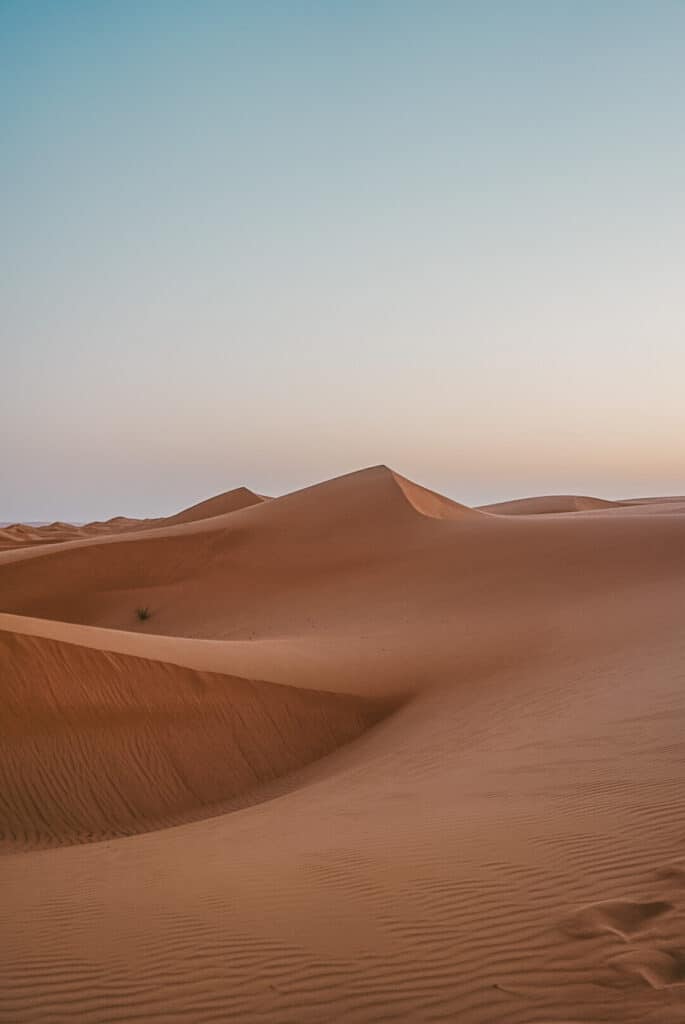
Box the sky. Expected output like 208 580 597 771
2 1 684 520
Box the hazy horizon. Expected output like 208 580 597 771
3 1 684 521
2 461 683 527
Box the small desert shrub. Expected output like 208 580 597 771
135 606 151 621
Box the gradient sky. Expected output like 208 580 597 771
2 1 684 520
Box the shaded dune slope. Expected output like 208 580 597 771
0 628 389 849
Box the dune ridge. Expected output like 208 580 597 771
0 485 265 552
0 627 390 849
158 485 265 525
2 465 685 1022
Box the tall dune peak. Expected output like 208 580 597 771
272 464 477 523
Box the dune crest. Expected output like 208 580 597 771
387 468 477 519
152 485 265 526
237 463 477 525
0 627 389 849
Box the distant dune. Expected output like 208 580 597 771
479 493 623 514
0 486 265 551
2 466 685 1023
159 485 265 525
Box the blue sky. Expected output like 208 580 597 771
2 2 684 519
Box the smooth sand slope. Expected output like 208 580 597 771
0 630 388 848
1 466 685 1023
479 493 623 514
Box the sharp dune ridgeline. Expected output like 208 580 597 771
2 465 685 1023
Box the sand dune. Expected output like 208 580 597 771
0 486 264 551
159 485 265 525
479 493 623 514
0 628 387 848
0 516 143 551
2 466 685 1022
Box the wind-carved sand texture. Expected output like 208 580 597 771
1 466 685 1022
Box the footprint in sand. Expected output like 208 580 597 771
562 899 673 940
610 946 685 989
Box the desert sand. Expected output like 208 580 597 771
1 465 685 1022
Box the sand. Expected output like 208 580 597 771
1 465 685 1022
0 486 264 551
